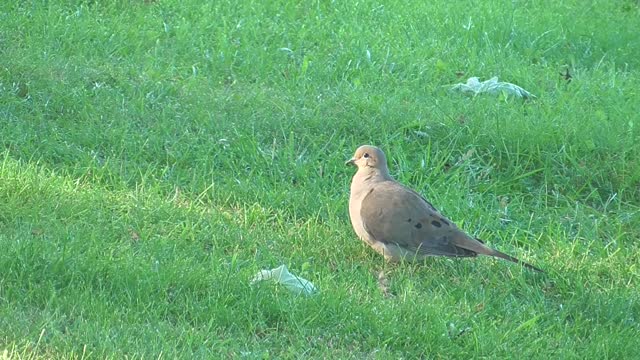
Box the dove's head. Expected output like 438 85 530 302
346 145 389 175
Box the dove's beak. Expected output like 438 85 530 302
345 157 356 166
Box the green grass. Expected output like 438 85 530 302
1 0 639 358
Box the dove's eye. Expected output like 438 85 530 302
363 153 370 158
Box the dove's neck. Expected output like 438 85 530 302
354 167 393 187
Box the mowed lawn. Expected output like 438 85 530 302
1 0 639 358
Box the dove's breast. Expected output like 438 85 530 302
348 182 371 244
348 177 402 260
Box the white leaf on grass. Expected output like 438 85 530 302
449 76 535 99
278 48 294 55
251 265 317 296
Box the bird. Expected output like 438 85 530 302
346 145 543 272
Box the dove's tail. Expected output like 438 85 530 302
457 236 544 272
489 249 544 273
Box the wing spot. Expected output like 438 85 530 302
415 222 422 229
406 218 412 222
431 220 442 228
439 218 450 226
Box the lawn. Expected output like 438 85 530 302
1 0 639 358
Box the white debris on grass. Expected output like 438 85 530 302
449 76 535 99
251 265 317 296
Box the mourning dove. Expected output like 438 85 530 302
346 145 543 272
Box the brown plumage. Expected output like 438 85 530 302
346 145 542 272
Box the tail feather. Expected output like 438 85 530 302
455 236 543 272
490 249 544 273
